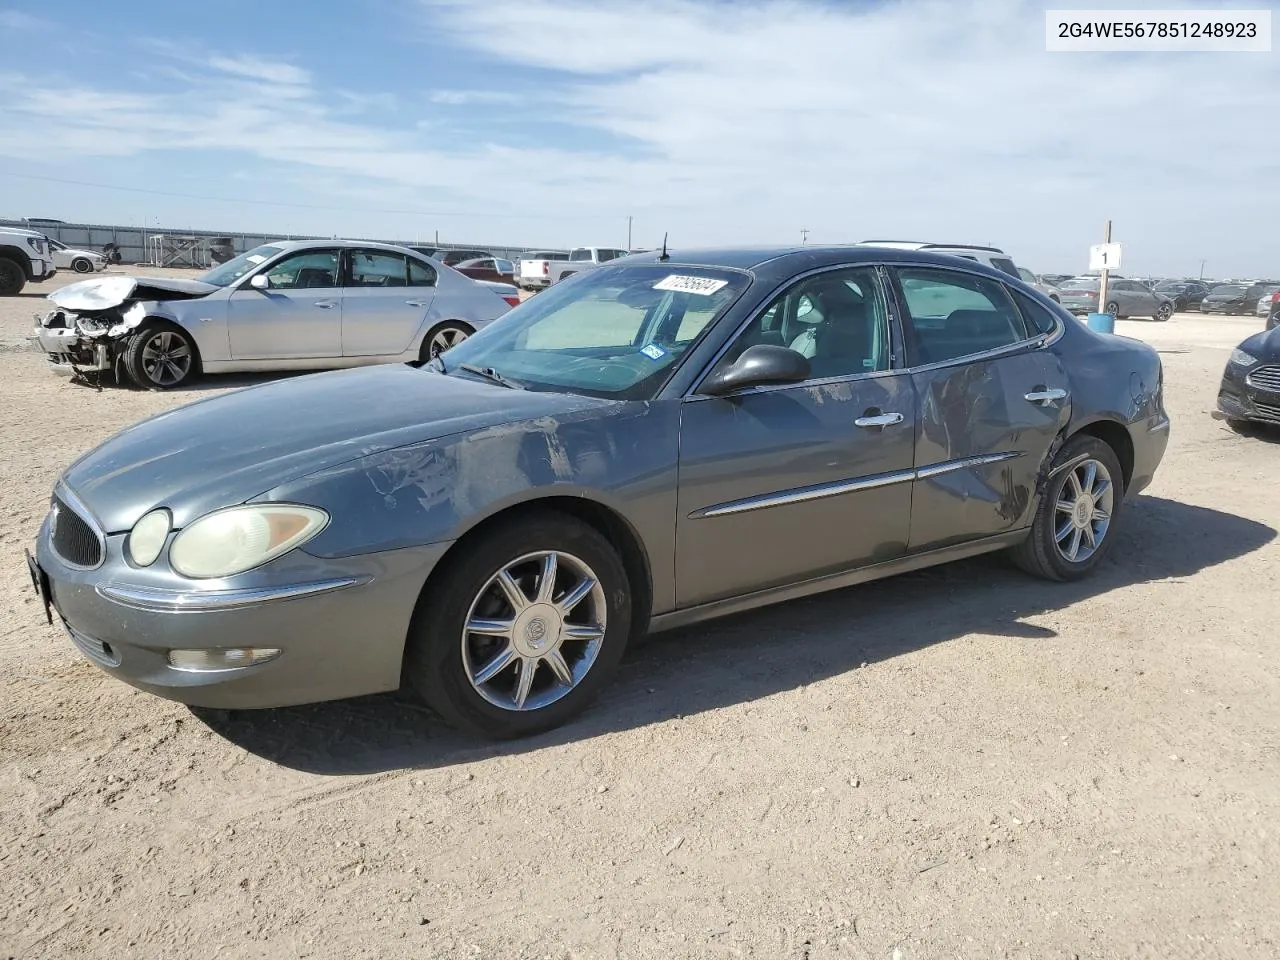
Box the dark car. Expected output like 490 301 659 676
1201 283 1267 315
27 246 1169 738
453 256 516 284
435 249 492 267
1153 280 1210 312
1217 327 1280 426
1264 291 1280 331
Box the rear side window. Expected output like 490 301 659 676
1010 289 1060 335
990 257 1020 278
895 267 1031 365
569 248 592 261
409 258 437 286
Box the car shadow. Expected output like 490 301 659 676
192 495 1274 774
60 370 313 394
1225 419 1280 445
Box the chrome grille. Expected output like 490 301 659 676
1253 400 1280 423
1246 365 1280 394
51 495 104 568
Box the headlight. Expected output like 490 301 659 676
169 504 328 579
127 509 171 567
1230 348 1258 367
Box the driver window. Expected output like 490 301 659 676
722 267 892 381
262 250 339 290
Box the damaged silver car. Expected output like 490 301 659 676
29 240 518 389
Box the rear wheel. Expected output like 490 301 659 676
419 320 473 362
0 257 25 296
1105 301 1120 320
1010 435 1124 582
123 321 198 390
404 511 632 738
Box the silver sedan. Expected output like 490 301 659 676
30 240 516 389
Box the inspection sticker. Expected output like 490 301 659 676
653 275 728 296
640 343 667 360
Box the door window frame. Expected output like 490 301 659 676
684 263 908 399
884 263 1064 373
342 248 412 288
233 247 343 292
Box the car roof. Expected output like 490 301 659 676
857 240 1008 254
620 245 1027 280
266 239 438 257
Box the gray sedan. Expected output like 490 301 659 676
27 246 1171 738
30 240 516 389
1057 278 1174 321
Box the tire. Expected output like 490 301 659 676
71 257 94 274
0 256 25 296
1009 434 1125 582
403 510 633 738
123 321 199 390
1153 302 1173 322
418 320 473 362
1105 301 1120 320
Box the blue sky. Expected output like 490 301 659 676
0 0 1276 275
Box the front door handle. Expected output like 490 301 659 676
313 299 338 309
854 412 904 429
1024 387 1068 405
405 300 427 307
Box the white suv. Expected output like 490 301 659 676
856 241 1063 303
0 226 57 295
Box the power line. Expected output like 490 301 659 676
0 170 623 222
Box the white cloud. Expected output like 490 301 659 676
208 55 311 86
1 1 1277 271
0 9 50 31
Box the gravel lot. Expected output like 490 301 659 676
1 269 1277 960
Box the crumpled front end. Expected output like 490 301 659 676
30 300 148 381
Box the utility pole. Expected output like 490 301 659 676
1199 259 1206 280
800 228 810 244
627 215 632 251
1098 219 1112 316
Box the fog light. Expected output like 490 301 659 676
167 647 281 672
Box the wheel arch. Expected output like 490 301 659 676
132 315 206 375
414 494 654 643
0 245 34 280
1068 417 1135 492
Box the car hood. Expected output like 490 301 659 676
48 275 220 311
61 364 615 532
1240 327 1280 360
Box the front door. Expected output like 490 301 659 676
889 266 1071 553
227 248 343 359
341 249 436 357
675 265 917 608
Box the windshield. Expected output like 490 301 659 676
434 264 750 400
1211 284 1246 296
1060 279 1098 290
200 244 284 286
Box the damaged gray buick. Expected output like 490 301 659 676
29 239 517 389
27 245 1170 738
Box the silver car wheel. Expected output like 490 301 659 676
72 257 94 274
1156 302 1173 321
430 325 469 357
1053 458 1114 563
461 550 607 712
140 331 193 386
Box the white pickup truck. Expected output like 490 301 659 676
520 247 630 289
0 226 57 295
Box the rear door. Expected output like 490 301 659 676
889 265 1070 552
227 247 343 359
341 249 436 356
676 265 916 606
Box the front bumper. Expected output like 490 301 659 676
32 509 452 709
29 324 113 372
1217 364 1280 425
30 258 56 280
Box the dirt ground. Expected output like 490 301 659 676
1 269 1277 960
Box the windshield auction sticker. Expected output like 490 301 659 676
653 275 729 295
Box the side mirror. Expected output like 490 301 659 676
698 344 811 397
249 274 269 290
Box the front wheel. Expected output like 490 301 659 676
419 320 473 362
1105 301 1121 320
404 511 632 738
71 257 94 274
1009 435 1124 582
123 322 199 390
1154 302 1173 322
0 256 25 296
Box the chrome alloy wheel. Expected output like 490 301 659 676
461 550 607 712
1054 458 1114 563
140 330 193 386
429 325 469 357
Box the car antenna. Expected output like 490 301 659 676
658 232 669 262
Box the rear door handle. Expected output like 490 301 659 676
854 412 904 428
313 299 338 309
405 300 427 307
1024 388 1068 405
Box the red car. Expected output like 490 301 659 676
453 257 516 284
